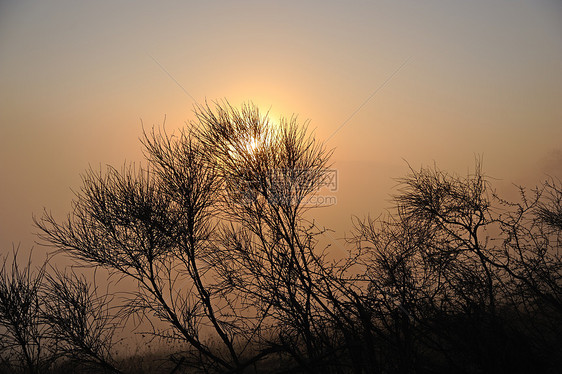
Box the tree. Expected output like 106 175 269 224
0 249 123 374
35 101 344 373
351 162 562 373
0 250 51 374
194 103 363 371
42 268 122 373
32 100 562 372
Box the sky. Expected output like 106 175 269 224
1 0 562 257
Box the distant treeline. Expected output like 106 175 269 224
2 102 560 373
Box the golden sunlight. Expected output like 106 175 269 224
227 115 280 162
244 135 261 155
227 131 269 162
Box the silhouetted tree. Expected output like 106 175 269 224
351 162 562 373
42 268 122 373
0 250 52 374
36 101 343 373
0 250 125 374
31 101 562 373
195 103 362 372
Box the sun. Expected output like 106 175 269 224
227 132 267 162
244 136 260 155
228 119 280 162
220 105 283 165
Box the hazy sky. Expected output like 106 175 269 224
1 0 561 255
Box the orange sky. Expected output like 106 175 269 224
1 0 561 255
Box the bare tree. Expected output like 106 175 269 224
192 102 380 372
42 268 122 373
351 162 562 373
535 177 562 231
35 101 341 373
35 157 232 372
31 100 561 373
0 250 52 374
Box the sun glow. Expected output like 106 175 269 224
245 136 260 155
227 116 281 162
230 132 270 160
